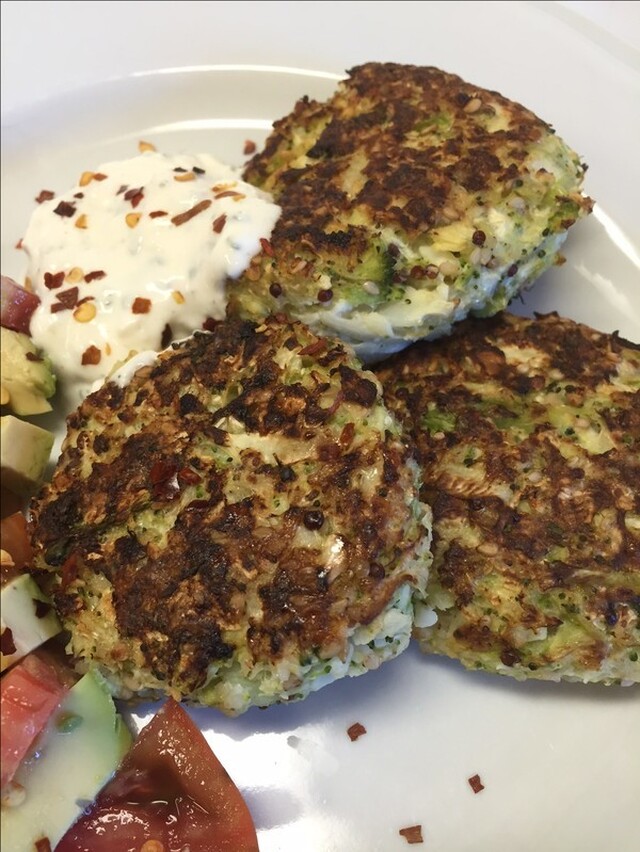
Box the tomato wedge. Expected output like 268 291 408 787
1 512 34 583
0 653 69 789
56 698 260 852
0 275 40 335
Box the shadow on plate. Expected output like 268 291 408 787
415 643 640 705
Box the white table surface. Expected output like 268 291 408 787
1 1 638 117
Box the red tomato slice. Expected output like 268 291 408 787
57 698 260 852
1 512 34 583
0 488 25 524
0 275 40 335
0 653 69 789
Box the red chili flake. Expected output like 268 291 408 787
132 297 152 314
346 722 367 742
212 213 227 234
15 238 23 249
150 460 176 484
93 172 107 182
50 286 79 313
243 139 257 155
1 626 16 656
214 190 242 199
34 599 52 618
44 270 65 290
186 499 210 511
73 192 84 199
124 187 144 208
161 323 173 348
35 189 55 204
171 199 212 226
399 825 423 845
53 200 76 217
472 229 486 246
298 338 327 357
177 467 202 486
81 345 102 366
269 282 282 298
149 210 168 218
468 774 485 794
35 838 52 852
117 184 128 195
260 237 275 257
84 270 106 283
149 459 179 501
317 288 333 303
26 351 43 362
60 553 79 590
339 421 355 448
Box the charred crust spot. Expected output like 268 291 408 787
179 392 203 416
114 533 146 564
212 498 257 536
445 148 502 192
104 383 125 410
93 433 110 455
336 365 378 408
32 489 82 559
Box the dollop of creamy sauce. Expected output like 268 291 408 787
23 151 280 404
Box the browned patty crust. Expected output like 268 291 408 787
247 63 566 233
231 63 592 359
377 312 640 683
30 316 431 712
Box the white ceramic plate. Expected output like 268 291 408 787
2 58 639 852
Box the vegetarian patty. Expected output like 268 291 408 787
29 316 432 714
229 62 593 361
377 311 640 684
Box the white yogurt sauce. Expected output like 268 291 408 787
23 151 280 404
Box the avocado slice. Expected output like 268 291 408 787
0 670 132 851
1 415 54 496
0 574 61 672
0 327 56 416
